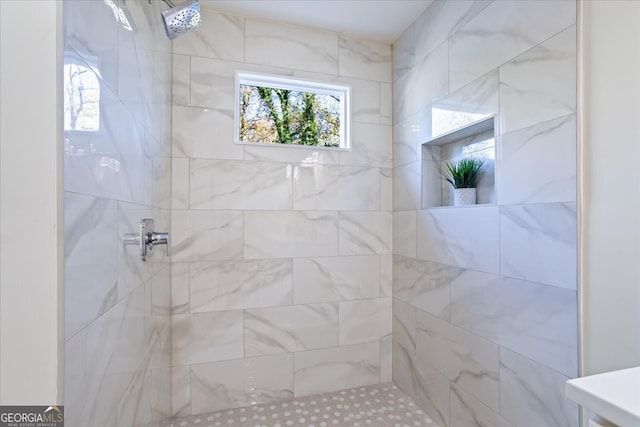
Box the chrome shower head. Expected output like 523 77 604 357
160 0 201 40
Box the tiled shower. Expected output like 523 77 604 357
169 8 393 417
63 1 579 426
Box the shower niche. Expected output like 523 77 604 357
422 116 496 208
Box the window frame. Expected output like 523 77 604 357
234 71 351 150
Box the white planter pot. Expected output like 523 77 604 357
454 188 477 206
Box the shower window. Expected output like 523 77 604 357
235 72 351 149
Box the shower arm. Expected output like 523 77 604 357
149 0 176 9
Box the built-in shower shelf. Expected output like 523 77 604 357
421 116 496 208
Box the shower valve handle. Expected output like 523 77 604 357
122 218 170 261
147 230 170 257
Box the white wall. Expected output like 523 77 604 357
580 0 640 375
0 0 64 405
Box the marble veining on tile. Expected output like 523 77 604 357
450 384 513 427
380 254 393 298
417 206 500 274
294 342 381 397
380 337 393 383
171 311 243 366
393 24 415 82
342 76 382 125
415 309 500 411
501 118 576 206
171 262 190 315
189 259 293 312
499 26 577 135
172 105 241 160
500 349 579 427
172 54 190 107
392 342 450 427
338 37 392 83
393 114 420 167
414 0 493 61
393 256 451 320
64 194 118 339
393 161 421 210
449 0 576 91
392 298 416 354
451 269 578 378
380 168 393 212
245 19 338 75
190 159 293 210
380 83 393 125
147 263 172 317
171 157 190 210
189 56 240 110
293 256 380 304
172 366 191 418
173 9 244 61
190 354 294 415
421 145 443 209
500 203 577 290
411 41 450 117
244 211 339 259
393 211 417 258
244 303 339 356
340 122 393 168
339 298 392 345
65 285 166 426
293 164 380 211
171 210 243 261
394 42 448 122
339 211 392 255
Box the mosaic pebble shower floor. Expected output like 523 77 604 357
169 383 437 427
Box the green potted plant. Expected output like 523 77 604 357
441 158 484 206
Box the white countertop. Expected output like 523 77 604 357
566 367 640 426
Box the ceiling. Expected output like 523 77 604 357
199 0 434 43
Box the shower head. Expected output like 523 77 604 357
158 0 201 40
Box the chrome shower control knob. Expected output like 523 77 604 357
122 218 170 261
148 231 170 257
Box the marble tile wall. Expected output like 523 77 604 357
392 1 579 426
170 10 393 417
63 0 172 426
